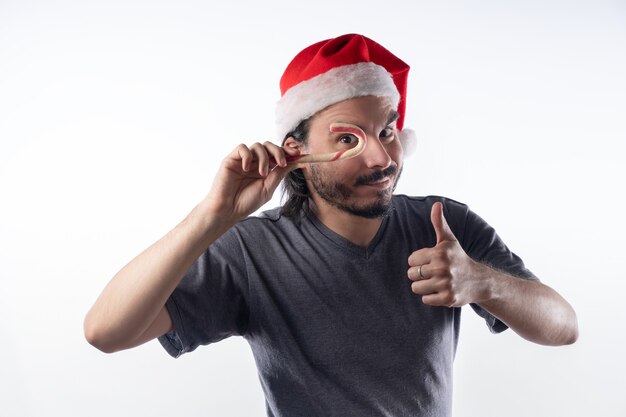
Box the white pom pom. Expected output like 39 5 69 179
398 128 417 158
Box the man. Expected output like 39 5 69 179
85 34 578 416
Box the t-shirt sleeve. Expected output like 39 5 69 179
444 200 537 334
158 228 250 358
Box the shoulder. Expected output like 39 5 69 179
207 207 293 258
238 206 296 226
238 206 282 224
230 206 303 238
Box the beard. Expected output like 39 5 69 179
308 164 401 219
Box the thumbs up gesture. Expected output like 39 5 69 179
407 202 487 307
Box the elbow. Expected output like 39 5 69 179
528 304 579 347
558 300 579 345
549 307 579 346
83 314 121 354
562 311 579 345
555 325 578 346
546 288 579 346
565 330 579 345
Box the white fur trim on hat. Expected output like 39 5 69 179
398 129 417 158
276 62 400 141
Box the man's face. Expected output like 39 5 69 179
302 95 404 218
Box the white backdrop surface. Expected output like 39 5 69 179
1 1 624 416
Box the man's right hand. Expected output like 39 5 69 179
205 141 299 222
84 140 300 353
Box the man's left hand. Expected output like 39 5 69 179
407 202 489 307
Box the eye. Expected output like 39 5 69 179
380 127 396 142
339 135 356 145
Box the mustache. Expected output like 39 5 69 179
354 165 398 186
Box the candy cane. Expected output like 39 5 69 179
286 122 367 165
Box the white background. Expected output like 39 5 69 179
1 0 624 416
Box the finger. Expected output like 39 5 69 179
410 278 439 296
263 163 291 198
421 292 457 307
407 264 429 282
408 248 430 267
411 278 456 306
234 144 253 172
250 143 270 176
263 141 287 168
431 202 456 244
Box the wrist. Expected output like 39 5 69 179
470 261 499 305
187 197 239 242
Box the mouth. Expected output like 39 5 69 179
363 176 392 189
355 166 398 188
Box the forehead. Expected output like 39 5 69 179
310 96 396 126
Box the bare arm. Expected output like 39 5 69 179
408 202 578 346
471 265 578 345
84 142 296 353
83 199 234 353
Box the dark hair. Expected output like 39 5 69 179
280 118 311 217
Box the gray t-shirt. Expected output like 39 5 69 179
159 195 535 416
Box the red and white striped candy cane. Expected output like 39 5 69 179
286 122 367 165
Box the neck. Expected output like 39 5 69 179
308 197 384 248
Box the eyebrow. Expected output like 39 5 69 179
387 110 400 126
328 110 401 138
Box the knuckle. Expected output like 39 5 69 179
431 265 449 278
408 269 420 281
434 246 452 262
442 293 455 305
437 249 450 263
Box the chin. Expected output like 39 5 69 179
345 202 393 219
342 192 394 219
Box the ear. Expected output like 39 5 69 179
282 136 302 151
282 137 308 170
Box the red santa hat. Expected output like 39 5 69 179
276 33 416 156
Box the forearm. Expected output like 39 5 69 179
84 196 236 352
475 263 579 346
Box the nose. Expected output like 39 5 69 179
361 134 392 169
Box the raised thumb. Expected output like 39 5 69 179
431 202 456 244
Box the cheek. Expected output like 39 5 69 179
306 164 335 184
333 161 367 181
308 160 360 180
387 140 404 165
